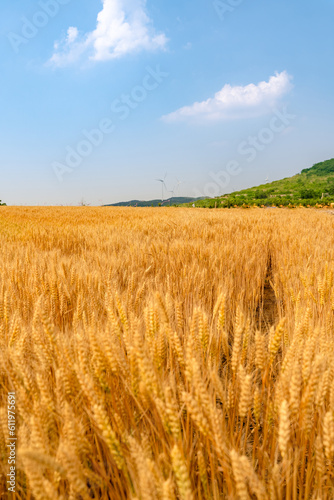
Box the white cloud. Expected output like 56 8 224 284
66 27 79 44
162 71 293 123
50 0 167 67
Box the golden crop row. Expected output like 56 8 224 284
0 207 333 499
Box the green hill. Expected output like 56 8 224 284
184 158 334 208
104 196 204 207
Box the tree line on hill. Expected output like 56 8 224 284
187 158 334 208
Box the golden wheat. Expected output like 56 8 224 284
0 207 333 498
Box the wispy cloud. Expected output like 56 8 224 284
50 0 168 67
162 71 293 123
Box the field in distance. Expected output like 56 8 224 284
0 207 334 499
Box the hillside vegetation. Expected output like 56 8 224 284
1 207 334 498
105 197 204 207
187 158 334 208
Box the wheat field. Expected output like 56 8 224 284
0 207 334 499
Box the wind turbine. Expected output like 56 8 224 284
168 187 175 205
265 177 269 183
168 178 183 204
155 173 167 201
175 177 183 197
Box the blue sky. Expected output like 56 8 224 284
1 0 334 205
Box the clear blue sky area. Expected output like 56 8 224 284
1 0 333 205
